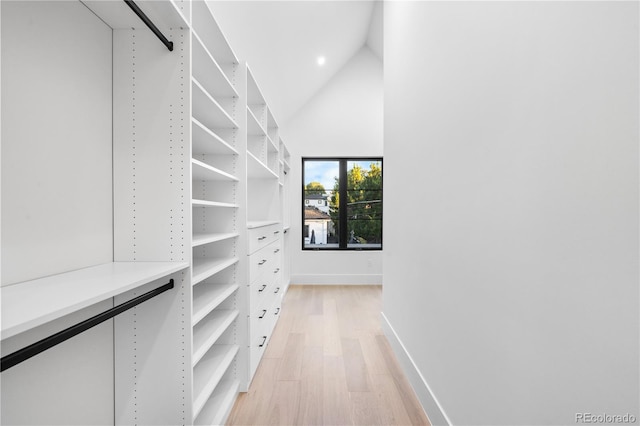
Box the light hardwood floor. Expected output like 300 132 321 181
227 285 431 426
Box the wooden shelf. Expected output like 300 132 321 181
192 78 238 131
194 378 240 426
192 32 238 100
247 151 278 180
192 199 239 208
192 159 238 182
193 344 239 419
192 118 238 156
1 261 189 340
192 232 238 248
192 309 239 365
192 257 239 286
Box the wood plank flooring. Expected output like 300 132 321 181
227 285 430 426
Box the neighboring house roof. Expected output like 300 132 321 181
304 193 328 200
304 206 331 220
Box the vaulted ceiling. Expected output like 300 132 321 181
207 0 382 123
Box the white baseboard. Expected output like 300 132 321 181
381 312 452 426
290 274 382 285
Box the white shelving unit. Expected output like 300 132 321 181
2 1 194 425
189 1 247 423
2 1 289 424
244 65 291 383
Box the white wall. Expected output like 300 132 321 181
1 0 113 286
383 2 639 425
283 47 383 285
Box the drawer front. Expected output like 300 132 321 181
248 289 284 382
250 339 266 378
249 278 272 316
250 304 271 340
248 224 282 255
249 240 280 283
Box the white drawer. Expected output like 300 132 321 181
250 337 267 379
250 279 271 312
250 305 271 345
248 240 280 283
247 223 281 255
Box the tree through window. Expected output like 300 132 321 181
303 158 383 250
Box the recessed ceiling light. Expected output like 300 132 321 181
317 56 326 66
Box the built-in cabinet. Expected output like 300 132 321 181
245 67 290 383
189 2 247 424
1 1 290 424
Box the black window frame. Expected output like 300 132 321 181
302 157 383 251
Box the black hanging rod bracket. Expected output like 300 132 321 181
1 279 175 372
124 0 174 51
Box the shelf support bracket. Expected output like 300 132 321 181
1 279 175 372
124 0 174 51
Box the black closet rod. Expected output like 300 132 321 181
1 279 175 372
124 0 174 51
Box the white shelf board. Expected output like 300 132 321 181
192 32 238 99
192 199 239 208
193 344 239 420
266 136 278 153
246 66 266 106
247 108 266 137
191 0 238 65
194 379 240 426
81 0 188 30
192 159 238 182
192 284 238 327
247 151 278 180
192 232 238 248
192 257 239 286
1 261 189 340
192 118 237 156
192 309 239 365
192 79 237 130
247 220 280 229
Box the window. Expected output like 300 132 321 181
302 158 382 250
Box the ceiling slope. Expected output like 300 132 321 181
207 0 376 122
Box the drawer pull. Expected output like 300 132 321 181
274 249 280 254
259 336 267 347
259 309 267 319
258 259 267 265
258 236 267 241
274 268 280 274
275 308 280 315
259 284 267 292
274 230 280 235
274 287 280 294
